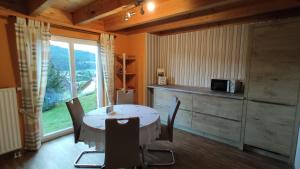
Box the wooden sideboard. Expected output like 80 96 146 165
148 85 245 148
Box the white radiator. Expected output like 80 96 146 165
0 88 22 155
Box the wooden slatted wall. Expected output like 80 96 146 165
146 24 250 87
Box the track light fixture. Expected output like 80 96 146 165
124 11 136 21
124 0 155 21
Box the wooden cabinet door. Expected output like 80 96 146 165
245 101 295 156
248 20 300 105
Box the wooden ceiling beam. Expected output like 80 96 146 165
123 0 300 34
103 0 244 31
0 0 26 13
72 0 135 25
27 0 54 15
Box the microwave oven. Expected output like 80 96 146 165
211 79 242 93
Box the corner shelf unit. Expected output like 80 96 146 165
114 53 137 103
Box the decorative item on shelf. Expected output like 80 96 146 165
157 68 167 85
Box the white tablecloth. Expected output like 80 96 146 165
79 104 161 151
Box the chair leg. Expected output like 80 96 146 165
74 150 105 168
146 148 175 166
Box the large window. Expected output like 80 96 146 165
42 36 102 137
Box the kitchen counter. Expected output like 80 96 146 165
147 84 245 100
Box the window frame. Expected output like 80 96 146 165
42 35 103 141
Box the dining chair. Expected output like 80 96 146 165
105 117 143 169
66 98 104 168
147 96 181 166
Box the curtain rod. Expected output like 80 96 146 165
51 24 101 35
7 15 117 38
51 24 117 38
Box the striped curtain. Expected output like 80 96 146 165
100 34 115 105
15 17 51 150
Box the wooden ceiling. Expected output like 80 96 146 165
1 0 300 34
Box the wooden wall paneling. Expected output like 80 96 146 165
146 24 249 88
193 94 243 121
244 101 296 156
146 33 159 85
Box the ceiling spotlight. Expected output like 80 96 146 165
146 1 155 12
124 15 129 21
124 11 136 21
127 11 131 18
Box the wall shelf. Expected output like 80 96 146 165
114 53 137 103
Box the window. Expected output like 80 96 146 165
42 36 102 137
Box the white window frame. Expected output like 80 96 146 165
42 35 103 142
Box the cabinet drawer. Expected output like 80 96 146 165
192 113 241 142
154 89 172 107
245 101 295 156
171 92 192 111
153 104 169 123
174 109 192 128
154 89 192 111
193 95 243 121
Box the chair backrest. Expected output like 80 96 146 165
167 96 181 142
66 98 84 143
105 117 140 169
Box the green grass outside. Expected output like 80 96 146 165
42 92 97 134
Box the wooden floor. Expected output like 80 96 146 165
0 129 288 169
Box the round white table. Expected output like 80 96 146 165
79 104 161 151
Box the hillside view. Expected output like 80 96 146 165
42 44 98 134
